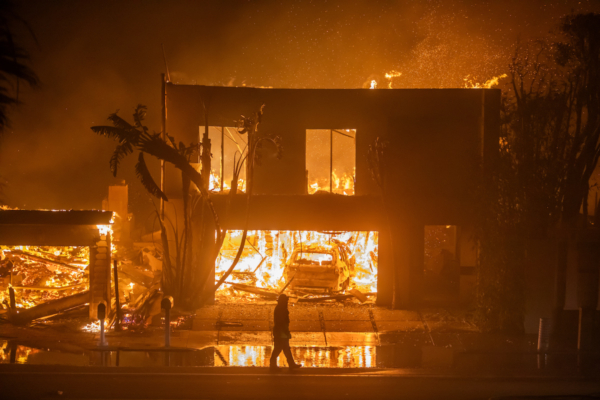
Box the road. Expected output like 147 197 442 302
1 367 600 400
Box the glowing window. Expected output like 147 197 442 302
306 129 356 195
199 126 247 192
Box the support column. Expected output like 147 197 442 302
408 223 425 307
89 232 112 319
376 226 394 307
392 222 411 309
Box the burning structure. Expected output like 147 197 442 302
0 210 113 320
162 84 500 307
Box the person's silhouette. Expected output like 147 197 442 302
270 294 302 371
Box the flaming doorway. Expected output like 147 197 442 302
215 230 378 303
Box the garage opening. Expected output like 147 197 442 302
216 230 378 304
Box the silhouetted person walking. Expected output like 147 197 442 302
270 294 301 371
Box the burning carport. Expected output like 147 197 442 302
0 209 113 322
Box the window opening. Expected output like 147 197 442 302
306 129 356 195
199 126 247 192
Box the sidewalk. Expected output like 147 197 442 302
2 304 484 351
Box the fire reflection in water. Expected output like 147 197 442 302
213 345 375 368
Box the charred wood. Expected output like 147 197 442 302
349 288 368 303
297 292 376 303
10 282 87 291
224 282 279 299
119 264 154 288
9 290 90 324
10 250 86 272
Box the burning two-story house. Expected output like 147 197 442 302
162 82 500 309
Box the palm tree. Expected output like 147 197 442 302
0 0 38 133
92 104 282 308
92 105 215 301
0 1 38 203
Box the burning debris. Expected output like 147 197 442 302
0 245 89 310
216 230 378 304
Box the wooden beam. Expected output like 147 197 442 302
10 290 90 324
0 225 100 246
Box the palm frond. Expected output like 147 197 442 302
0 56 38 86
135 152 168 202
109 142 133 177
107 112 134 131
133 104 147 129
139 133 189 170
0 5 39 133
91 125 130 141
166 134 177 147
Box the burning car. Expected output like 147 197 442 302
284 240 353 294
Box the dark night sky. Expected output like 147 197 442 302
1 0 600 218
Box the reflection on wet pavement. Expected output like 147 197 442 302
214 345 375 368
2 338 599 375
1 340 376 368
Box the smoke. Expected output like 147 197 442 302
1 0 599 221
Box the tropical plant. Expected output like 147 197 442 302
93 104 282 308
208 105 282 297
0 0 38 133
92 105 214 303
475 13 600 332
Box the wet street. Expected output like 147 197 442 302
2 305 599 399
2 335 600 400
1 365 600 400
2 338 599 374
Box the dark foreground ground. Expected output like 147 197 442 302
1 364 600 400
2 304 599 399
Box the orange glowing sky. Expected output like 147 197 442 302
1 0 599 214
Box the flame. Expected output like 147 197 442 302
82 320 102 332
96 225 111 236
0 223 114 310
208 171 246 193
308 168 355 195
215 230 378 302
211 168 355 196
384 70 402 88
464 74 507 89
0 245 90 309
370 80 377 89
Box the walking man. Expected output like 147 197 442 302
270 294 302 371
